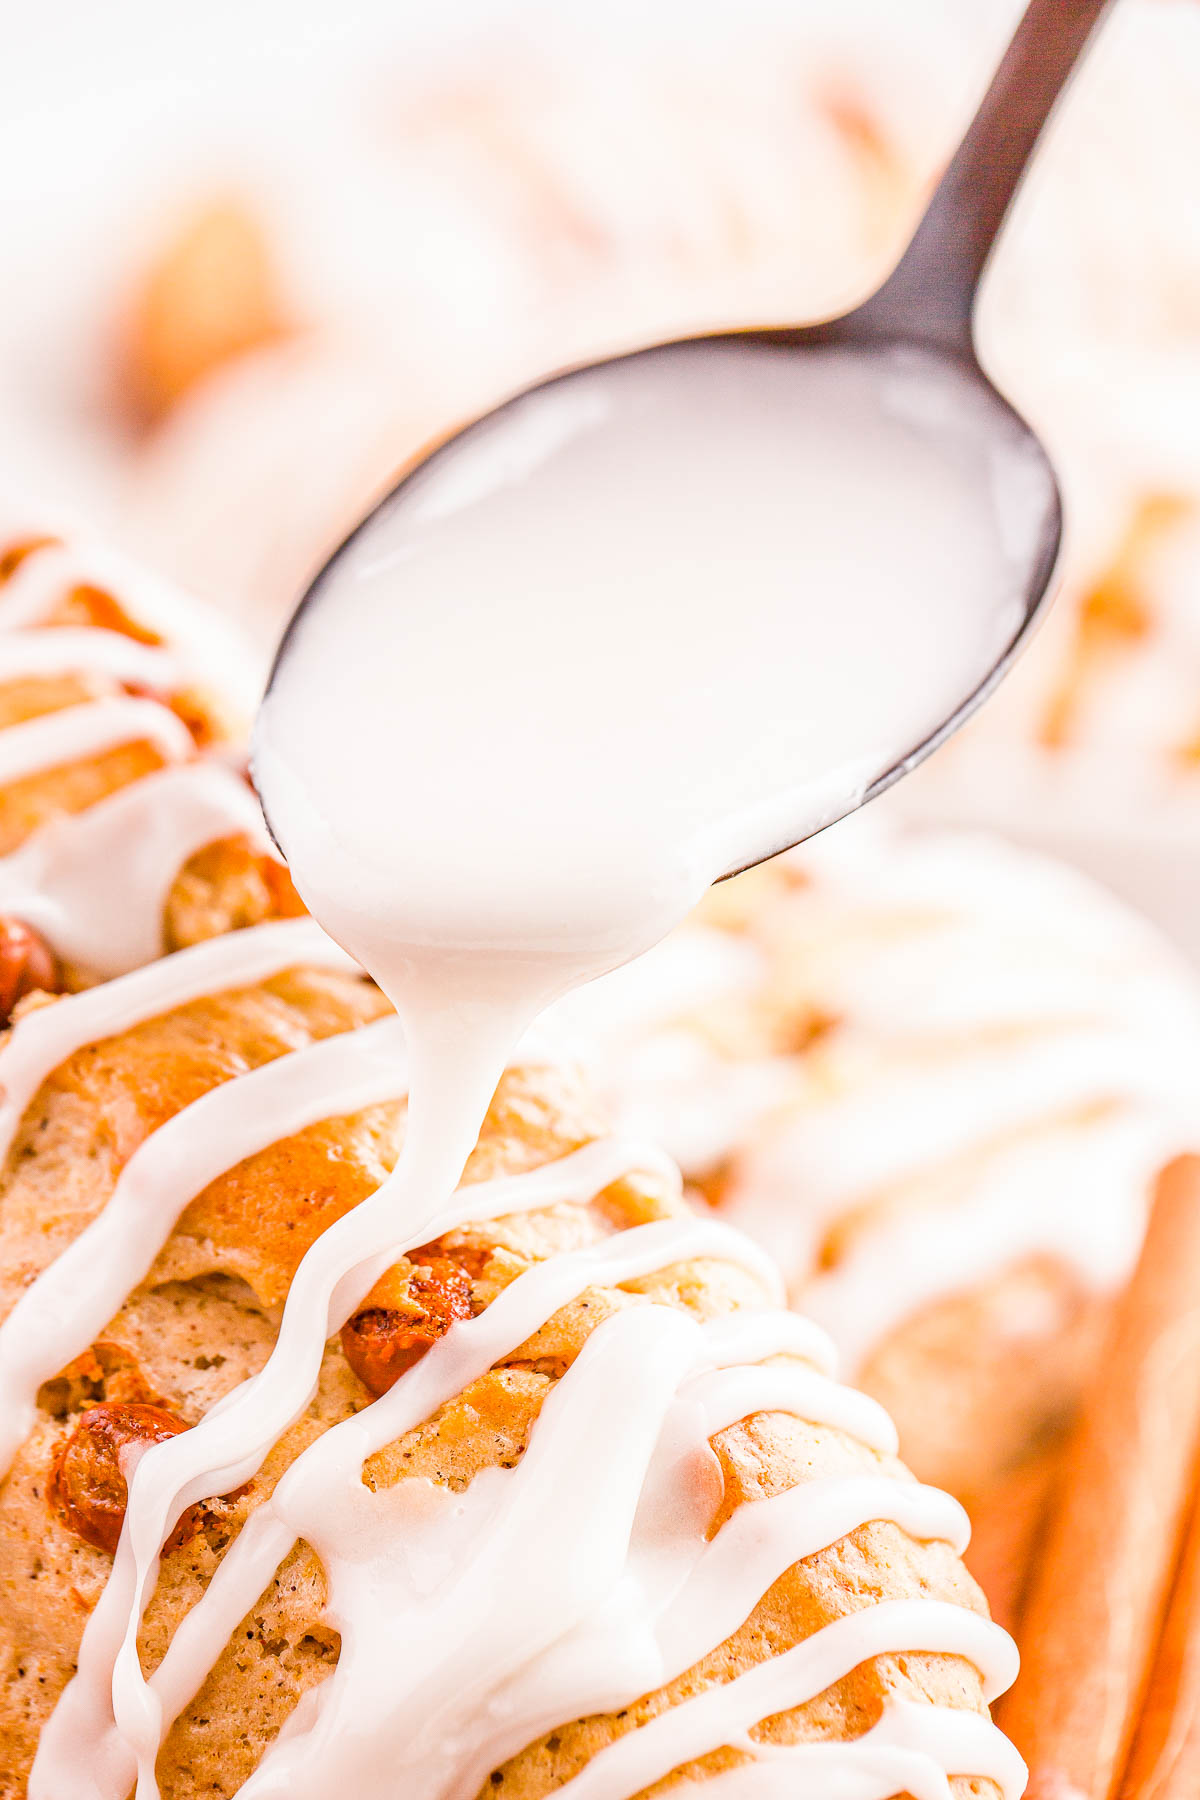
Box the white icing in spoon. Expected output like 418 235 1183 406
257 341 1037 973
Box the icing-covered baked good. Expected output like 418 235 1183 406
0 502 299 983
550 813 1200 1605
0 917 1020 1798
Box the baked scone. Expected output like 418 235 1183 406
0 502 299 988
0 915 1021 1798
552 813 1200 1618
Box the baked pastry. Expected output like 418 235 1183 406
0 910 1021 1797
552 813 1200 1618
120 199 289 428
0 502 299 987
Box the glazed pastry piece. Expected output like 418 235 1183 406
0 503 299 986
120 199 290 427
0 919 1020 1799
552 817 1200 1562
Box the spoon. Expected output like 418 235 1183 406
262 0 1114 883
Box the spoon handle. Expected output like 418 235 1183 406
858 0 1115 350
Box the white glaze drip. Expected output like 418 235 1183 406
800 1109 1173 1371
546 1600 1018 1800
0 762 272 974
0 542 118 629
0 627 184 691
0 695 193 788
0 1014 409 1476
37 1210 993 1800
668 1699 1027 1800
0 916 355 1158
0 514 275 970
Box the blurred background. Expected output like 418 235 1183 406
5 0 1200 949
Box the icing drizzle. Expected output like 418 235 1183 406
10 918 1021 1799
0 511 276 973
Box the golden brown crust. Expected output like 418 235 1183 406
0 734 170 858
163 837 305 956
0 969 999 1799
0 648 299 978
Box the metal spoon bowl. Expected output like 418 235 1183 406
263 0 1113 876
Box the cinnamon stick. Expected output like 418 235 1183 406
996 1155 1200 1800
966 1449 1059 1636
1117 1471 1200 1800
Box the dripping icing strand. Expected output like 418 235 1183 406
627 1699 1026 1800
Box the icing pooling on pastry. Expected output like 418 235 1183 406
0 510 275 971
26 349 1033 1794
